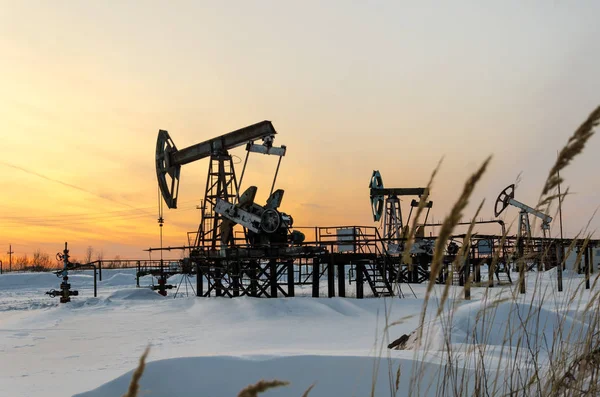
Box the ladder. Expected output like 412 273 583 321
362 260 394 297
495 264 512 284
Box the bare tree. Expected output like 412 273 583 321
14 254 29 270
84 246 94 264
111 254 122 269
31 249 52 271
95 249 104 262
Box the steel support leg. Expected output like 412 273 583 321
338 262 346 298
312 257 320 298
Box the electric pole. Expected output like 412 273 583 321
8 244 14 272
557 166 564 240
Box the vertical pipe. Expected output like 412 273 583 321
356 261 364 299
215 267 222 297
557 243 563 292
585 246 590 290
518 237 526 294
327 259 335 298
99 261 103 281
287 260 295 297
557 164 564 240
488 241 495 288
196 263 203 297
312 257 320 298
93 267 97 298
590 245 595 275
136 261 140 287
473 246 481 283
338 262 346 298
464 251 471 300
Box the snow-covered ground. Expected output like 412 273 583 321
0 267 597 396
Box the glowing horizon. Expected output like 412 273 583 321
1 1 600 261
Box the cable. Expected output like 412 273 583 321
1 199 199 221
231 154 243 165
0 204 199 228
0 160 152 212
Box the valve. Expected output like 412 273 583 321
46 243 79 303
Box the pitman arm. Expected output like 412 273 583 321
508 198 553 224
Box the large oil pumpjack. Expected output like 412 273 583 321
154 121 315 297
156 120 291 250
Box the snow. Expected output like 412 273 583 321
74 355 407 397
0 267 597 396
106 288 165 301
410 300 591 352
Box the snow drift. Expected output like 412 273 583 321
74 355 456 397
394 300 590 353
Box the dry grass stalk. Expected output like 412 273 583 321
237 379 290 397
300 383 316 397
122 346 150 397
399 106 600 396
435 199 485 317
426 156 491 294
408 157 491 395
539 105 600 207
399 158 443 270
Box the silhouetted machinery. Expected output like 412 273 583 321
216 186 305 247
369 170 432 254
156 120 303 251
495 184 552 239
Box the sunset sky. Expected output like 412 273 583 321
1 1 600 261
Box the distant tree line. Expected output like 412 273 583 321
11 249 60 272
1 245 151 272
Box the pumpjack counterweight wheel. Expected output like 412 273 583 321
370 170 385 221
260 209 281 233
156 130 181 209
494 184 515 217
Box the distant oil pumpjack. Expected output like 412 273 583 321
495 184 552 240
369 170 432 254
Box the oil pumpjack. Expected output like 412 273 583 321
369 170 432 254
154 121 316 297
494 184 553 240
156 120 303 252
495 184 554 285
